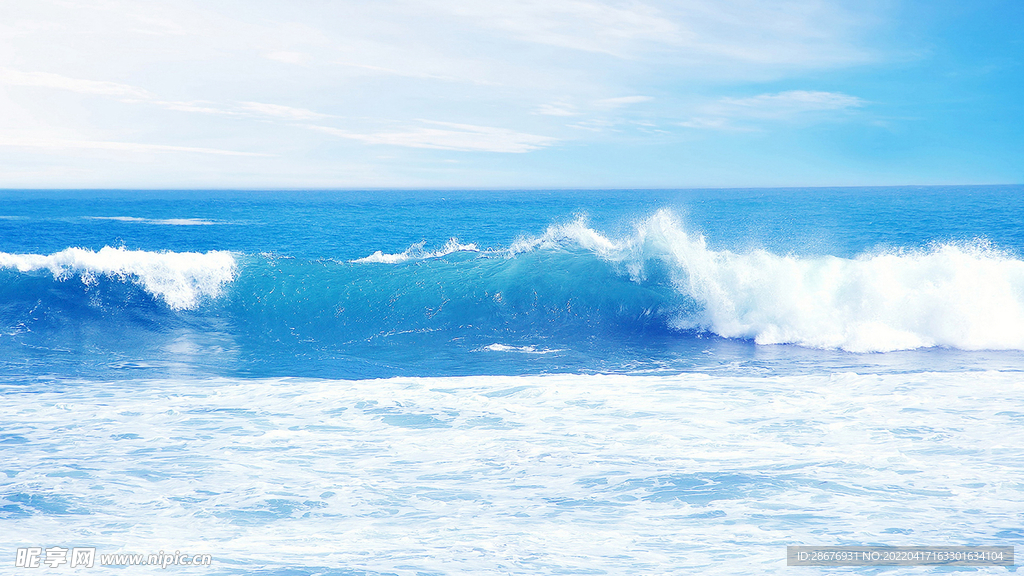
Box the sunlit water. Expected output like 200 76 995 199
2 187 1023 574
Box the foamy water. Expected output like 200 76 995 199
2 371 1021 574
2 187 1023 574
0 246 236 310
353 209 1024 353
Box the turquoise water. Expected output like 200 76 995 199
2 186 1024 379
1 186 1023 574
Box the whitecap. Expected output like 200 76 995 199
0 246 237 310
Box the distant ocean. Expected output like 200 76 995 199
2 187 1022 574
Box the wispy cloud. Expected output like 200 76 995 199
681 90 866 130
0 68 154 99
0 0 900 186
719 90 865 116
264 51 312 65
237 102 335 121
1 67 341 126
433 0 681 57
595 95 653 108
150 100 240 115
310 120 557 153
0 135 269 157
149 99 337 122
426 0 872 69
566 118 617 132
535 102 578 116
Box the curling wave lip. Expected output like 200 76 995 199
0 246 236 310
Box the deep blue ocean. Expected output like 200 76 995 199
2 187 1023 574
3 186 1024 380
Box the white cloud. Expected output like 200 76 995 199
677 116 750 131
0 135 269 157
310 120 557 153
264 51 312 65
147 99 336 122
719 90 865 115
150 100 238 115
0 69 154 99
424 0 873 69
0 71 335 123
0 0 891 185
535 102 578 116
0 69 335 123
566 118 617 132
682 90 865 130
595 95 653 108
237 101 335 121
431 0 682 57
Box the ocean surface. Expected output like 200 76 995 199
1 186 1023 574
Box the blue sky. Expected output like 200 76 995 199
0 0 1020 188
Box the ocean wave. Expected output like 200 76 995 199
508 215 619 256
0 247 237 310
479 344 565 354
3 210 1023 353
352 238 479 263
506 210 1024 352
84 216 218 226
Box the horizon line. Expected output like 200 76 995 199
0 183 1020 193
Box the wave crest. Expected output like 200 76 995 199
0 246 237 310
508 209 1024 352
352 238 479 263
6 210 1023 354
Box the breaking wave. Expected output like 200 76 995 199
0 246 236 310
353 209 1024 352
3 210 1024 353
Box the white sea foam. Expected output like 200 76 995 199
352 237 479 263
85 216 217 225
513 210 1024 352
0 247 237 309
509 215 618 255
480 343 564 354
1 371 1020 575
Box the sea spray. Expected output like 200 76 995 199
2 211 1024 353
0 246 236 310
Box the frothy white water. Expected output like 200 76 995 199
352 237 479 263
84 216 218 226
1 371 1021 575
0 247 237 310
516 210 1024 352
509 216 618 255
480 343 564 354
